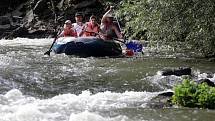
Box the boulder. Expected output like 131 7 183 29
4 26 28 39
0 0 104 39
198 79 215 87
33 0 52 19
162 67 191 76
147 91 174 108
0 0 27 15
158 91 174 97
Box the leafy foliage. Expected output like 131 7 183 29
172 79 215 109
117 0 215 57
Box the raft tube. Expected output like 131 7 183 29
52 37 122 57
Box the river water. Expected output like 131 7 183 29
0 38 215 121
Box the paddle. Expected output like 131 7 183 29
115 15 123 33
112 38 126 44
84 30 126 44
44 0 60 56
113 10 128 45
44 30 61 56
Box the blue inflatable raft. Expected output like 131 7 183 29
52 37 123 57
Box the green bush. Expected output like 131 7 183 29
172 79 215 109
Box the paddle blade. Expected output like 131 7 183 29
44 50 51 56
44 36 59 56
125 40 143 52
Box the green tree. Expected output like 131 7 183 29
117 0 215 57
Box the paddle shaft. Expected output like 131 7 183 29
115 15 122 32
85 30 125 43
113 38 126 44
113 10 126 43
44 30 61 56
44 0 59 56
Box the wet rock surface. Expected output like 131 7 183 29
147 91 174 109
153 68 215 108
198 78 215 87
161 67 191 76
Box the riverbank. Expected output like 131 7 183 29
0 0 104 39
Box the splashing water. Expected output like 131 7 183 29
0 89 160 121
1 38 215 121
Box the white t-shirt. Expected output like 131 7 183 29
72 22 85 36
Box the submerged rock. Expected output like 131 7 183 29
147 91 174 108
158 91 174 97
161 67 191 76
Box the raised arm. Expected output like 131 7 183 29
101 6 114 23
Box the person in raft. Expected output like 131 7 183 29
72 12 85 37
99 6 123 40
58 20 77 37
82 15 100 37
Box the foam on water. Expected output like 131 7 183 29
147 71 183 90
0 38 52 46
194 71 215 84
13 38 96 78
0 89 159 121
149 70 215 90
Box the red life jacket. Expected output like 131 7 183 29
84 22 99 36
63 29 77 37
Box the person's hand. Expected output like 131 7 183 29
110 6 114 10
121 32 124 36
